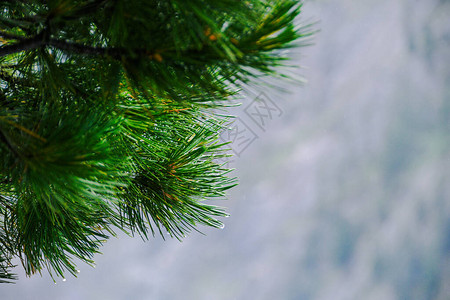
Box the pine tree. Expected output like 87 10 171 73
0 0 311 282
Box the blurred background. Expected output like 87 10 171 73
3 0 450 299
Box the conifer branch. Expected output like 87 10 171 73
0 34 121 58
0 34 44 57
0 0 308 282
0 31 26 42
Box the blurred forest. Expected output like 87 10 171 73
2 0 450 299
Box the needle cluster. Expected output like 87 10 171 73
0 0 311 281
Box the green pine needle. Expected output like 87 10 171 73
0 0 311 281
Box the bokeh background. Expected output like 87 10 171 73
3 0 450 299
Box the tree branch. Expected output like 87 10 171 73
0 31 26 42
0 30 123 58
0 15 34 33
0 34 44 57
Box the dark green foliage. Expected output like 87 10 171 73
0 0 311 281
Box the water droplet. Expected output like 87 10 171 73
76 270 81 274
62 278 66 282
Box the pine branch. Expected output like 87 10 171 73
0 34 122 59
0 34 44 57
0 31 26 41
0 0 310 281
